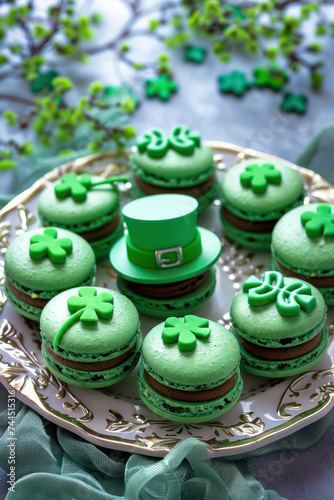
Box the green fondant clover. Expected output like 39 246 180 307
240 163 281 194
145 75 178 101
55 172 128 202
54 287 114 348
218 71 252 97
137 125 201 159
29 228 73 264
243 271 316 317
301 205 334 238
162 315 211 351
281 92 308 115
184 45 207 64
30 70 58 94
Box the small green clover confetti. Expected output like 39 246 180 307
137 125 200 158
218 71 252 97
240 163 281 194
145 75 178 101
30 69 59 94
29 228 72 264
243 271 316 317
54 287 114 348
54 173 128 202
184 45 207 64
281 92 308 115
162 315 211 351
301 205 334 238
254 66 289 91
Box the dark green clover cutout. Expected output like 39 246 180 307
145 75 178 101
162 315 211 351
54 287 114 348
240 163 281 194
137 125 200 159
218 71 252 97
55 172 128 202
281 92 308 115
254 66 288 91
243 271 316 317
29 228 73 264
30 70 59 94
184 45 207 64
301 205 334 238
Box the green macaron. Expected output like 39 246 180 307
38 173 125 260
137 315 243 423
230 270 327 378
40 286 142 388
4 227 96 321
271 203 334 305
221 159 305 249
130 125 218 211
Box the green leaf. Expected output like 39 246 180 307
311 71 323 90
149 19 160 31
0 54 8 65
121 97 136 113
91 13 103 24
120 43 130 52
0 160 16 170
33 24 51 39
315 24 327 36
3 110 18 127
53 77 73 94
307 42 323 53
88 81 104 95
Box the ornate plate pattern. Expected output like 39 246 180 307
0 142 334 457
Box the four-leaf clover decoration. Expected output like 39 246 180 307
54 287 114 348
301 205 334 238
281 92 308 115
218 71 252 97
29 228 73 264
137 125 200 158
145 75 178 101
240 163 282 194
184 45 207 64
243 271 316 317
162 315 211 351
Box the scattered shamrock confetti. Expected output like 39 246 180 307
29 228 73 264
162 315 211 351
184 45 207 64
243 271 316 317
301 204 334 238
253 66 289 91
54 287 114 348
218 71 252 97
240 163 281 194
145 75 178 101
281 92 308 115
30 70 59 94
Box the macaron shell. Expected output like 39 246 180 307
117 267 216 318
137 364 243 423
38 175 119 226
220 213 272 249
222 159 304 218
272 204 334 275
142 319 240 388
5 227 95 292
231 276 325 343
40 287 140 354
131 145 214 184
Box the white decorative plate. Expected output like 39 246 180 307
1 143 334 457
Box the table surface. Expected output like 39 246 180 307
1 1 334 499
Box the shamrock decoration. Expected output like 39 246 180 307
54 172 128 202
240 163 281 194
137 125 200 158
162 315 211 351
243 271 316 317
145 75 178 101
301 205 334 238
218 71 252 97
29 228 73 264
30 70 59 94
184 45 207 64
253 66 288 91
54 287 114 348
281 92 308 115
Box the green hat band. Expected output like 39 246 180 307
126 229 202 270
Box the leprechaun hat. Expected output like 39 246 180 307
109 194 221 284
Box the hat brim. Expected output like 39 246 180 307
109 227 221 284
